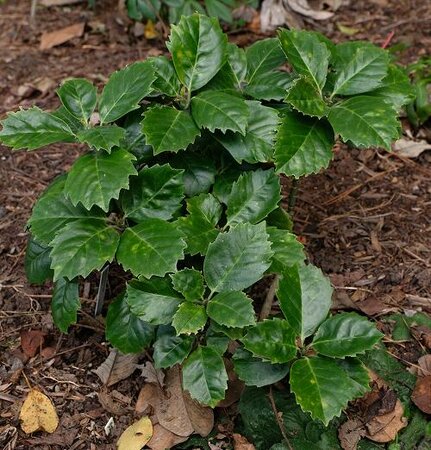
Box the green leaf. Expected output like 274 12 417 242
153 325 194 369
232 348 289 387
51 277 80 333
191 91 249 135
285 77 328 118
204 222 273 293
274 111 334 178
142 105 200 154
241 318 297 363
277 264 332 340
121 164 184 222
245 71 293 101
28 176 104 246
117 218 186 278
183 345 228 407
207 291 256 328
266 227 305 272
126 0 160 21
337 358 371 397
167 14 227 92
51 106 84 134
246 38 285 84
178 193 222 256
64 148 137 211
226 169 281 226
170 268 205 301
210 321 244 340
328 96 399 150
217 101 279 163
149 56 181 97
206 327 230 355
369 65 415 110
99 61 155 123
0 106 75 150
49 219 120 281
56 78 97 123
121 110 153 162
312 312 383 358
172 302 208 335
126 278 182 325
332 42 389 96
25 237 53 284
77 126 125 153
106 293 155 353
278 29 330 92
205 0 233 23
290 356 365 425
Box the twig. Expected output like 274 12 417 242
268 386 293 450
30 0 38 23
259 275 280 321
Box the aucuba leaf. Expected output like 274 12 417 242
51 277 80 333
56 78 97 123
153 325 194 369
170 268 205 301
25 237 53 284
77 125 125 153
207 291 256 328
172 303 207 335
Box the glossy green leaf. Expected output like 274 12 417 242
277 264 332 340
25 237 53 284
241 318 297 363
121 164 184 222
369 65 415 110
142 105 200 154
52 106 84 134
117 218 186 278
210 321 244 340
312 312 383 357
217 101 279 163
274 111 334 178
278 29 330 92
266 227 305 272
232 348 289 387
77 126 125 153
149 56 181 97
207 291 256 328
167 14 227 92
56 78 97 123
245 71 293 101
332 42 389 96
28 176 104 246
153 325 194 369
178 193 222 256
226 168 281 226
126 0 160 21
172 302 207 335
0 107 75 150
285 77 328 118
170 268 205 301
126 278 182 325
121 110 153 162
204 222 273 293
206 327 230 355
182 345 228 407
290 356 365 425
51 277 80 333
106 293 155 353
328 96 399 150
205 0 233 23
99 61 155 123
337 358 371 397
246 38 285 84
65 148 137 211
49 219 120 281
191 91 249 135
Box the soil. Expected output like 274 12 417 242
0 0 430 449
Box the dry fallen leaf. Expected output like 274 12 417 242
365 399 407 443
411 376 431 414
40 23 85 50
19 389 59 434
117 416 153 450
20 330 46 358
393 138 431 159
417 355 431 377
94 349 139 387
147 423 188 450
232 433 255 449
338 418 364 450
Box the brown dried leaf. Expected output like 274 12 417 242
365 399 407 443
97 388 124 415
183 390 214 437
138 361 165 386
135 384 158 415
411 376 431 414
19 389 59 434
417 355 431 377
93 349 138 387
338 419 364 450
147 423 188 450
232 433 255 449
20 330 46 358
40 23 85 50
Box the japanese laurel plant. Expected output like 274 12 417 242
0 14 414 425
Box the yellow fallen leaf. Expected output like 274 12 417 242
144 20 158 40
117 416 153 450
19 389 59 434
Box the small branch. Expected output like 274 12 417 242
287 178 299 215
259 275 280 321
30 0 38 23
268 386 293 450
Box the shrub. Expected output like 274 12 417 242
0 14 414 425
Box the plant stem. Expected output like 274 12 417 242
94 265 109 316
268 386 293 450
259 274 280 321
288 178 299 215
